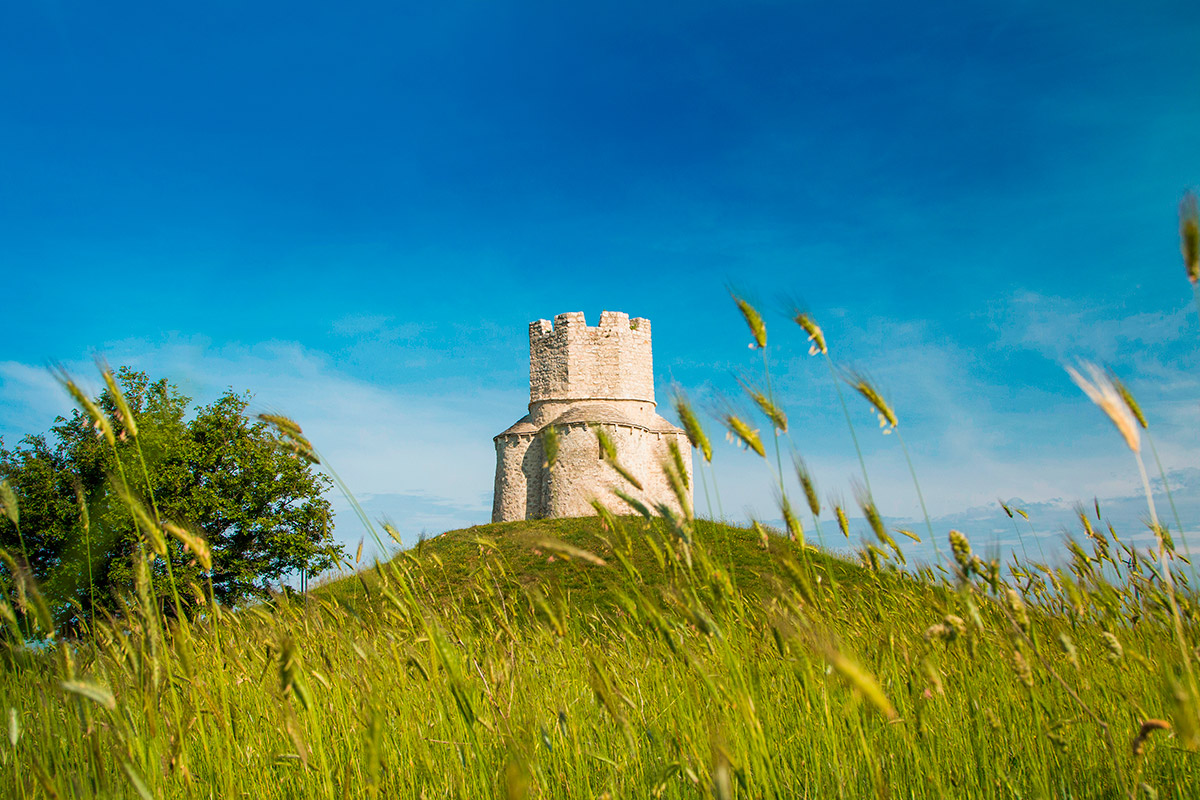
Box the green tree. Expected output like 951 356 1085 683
0 367 342 629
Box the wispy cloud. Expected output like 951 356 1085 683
996 290 1196 364
331 313 422 340
703 292 1200 569
0 335 512 564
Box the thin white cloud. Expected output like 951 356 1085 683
998 290 1194 363
3 289 1198 577
0 360 78 443
331 313 422 341
705 294 1200 565
0 335 512 565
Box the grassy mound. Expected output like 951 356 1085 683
321 516 869 614
2 505 1198 798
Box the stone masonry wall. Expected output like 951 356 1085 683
493 311 692 523
529 311 654 404
491 434 544 522
545 423 692 519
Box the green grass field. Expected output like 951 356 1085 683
1 506 1197 799
5 251 1200 798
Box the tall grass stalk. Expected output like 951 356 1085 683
998 499 1033 566
732 293 788 499
793 311 876 499
895 429 942 565
1182 191 1199 325
6 246 1200 796
1068 361 1199 737
1147 432 1193 568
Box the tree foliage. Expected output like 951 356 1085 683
0 367 342 628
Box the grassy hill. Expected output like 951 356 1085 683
3 506 1198 798
319 516 874 616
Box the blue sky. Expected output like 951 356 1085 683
3 1 1199 569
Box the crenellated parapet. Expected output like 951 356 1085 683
528 311 654 406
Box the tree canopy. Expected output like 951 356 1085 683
0 367 342 629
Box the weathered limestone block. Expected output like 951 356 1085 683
492 311 692 522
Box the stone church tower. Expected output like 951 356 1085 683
492 311 692 522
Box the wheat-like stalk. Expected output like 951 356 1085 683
949 530 973 576
1066 363 1140 453
1182 191 1199 286
793 456 820 518
731 291 767 349
54 366 116 447
739 377 788 434
845 370 898 432
722 413 765 458
97 358 139 439
792 311 827 355
1067 361 1198 711
673 393 713 463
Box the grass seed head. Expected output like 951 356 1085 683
673 394 712 463
853 483 887 544
1101 631 1124 663
661 450 692 521
55 367 116 448
60 680 116 711
833 502 850 538
751 518 770 549
593 425 618 462
594 427 645 488
1075 503 1097 541
97 359 139 439
827 649 897 721
163 522 212 571
925 614 966 643
793 456 820 517
541 424 559 471
944 614 967 639
739 378 787 433
976 557 1000 592
1005 588 1030 636
0 480 17 528
1105 368 1148 429
778 493 803 544
1182 191 1199 285
258 413 303 436
723 414 765 458
1058 632 1080 670
949 530 973 574
613 488 651 518
792 311 827 355
668 438 690 491
846 371 898 431
923 620 949 641
1151 521 1175 553
1011 648 1034 688
731 292 767 349
1132 719 1171 757
1066 362 1140 453
258 414 319 464
111 480 167 556
278 635 313 711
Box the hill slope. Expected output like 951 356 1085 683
320 515 869 614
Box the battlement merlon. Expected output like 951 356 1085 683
527 311 656 405
528 312 652 340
